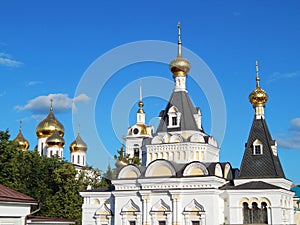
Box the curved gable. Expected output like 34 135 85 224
183 162 208 176
117 165 141 179
145 160 176 177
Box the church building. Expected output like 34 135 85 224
80 23 295 225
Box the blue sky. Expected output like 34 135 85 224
1 1 300 183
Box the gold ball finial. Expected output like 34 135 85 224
169 22 191 76
249 61 268 107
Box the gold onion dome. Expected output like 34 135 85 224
36 100 64 138
115 146 128 168
249 61 268 107
169 22 191 76
13 121 30 151
70 133 87 152
46 129 65 147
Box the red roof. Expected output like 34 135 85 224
0 184 38 204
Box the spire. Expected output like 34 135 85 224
255 60 260 88
50 99 53 111
169 22 191 77
137 81 146 124
19 120 22 132
177 22 182 57
249 61 268 119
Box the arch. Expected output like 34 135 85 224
190 133 205 143
121 199 141 225
121 199 141 213
151 199 171 212
94 203 112 225
223 163 233 180
184 199 205 212
183 162 209 176
117 165 141 179
169 134 183 143
152 136 164 144
92 198 100 205
183 199 206 225
214 163 223 177
145 160 176 177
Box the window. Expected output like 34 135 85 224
192 222 200 225
172 116 177 126
254 145 262 155
158 221 166 225
134 148 139 158
77 155 80 164
50 150 53 156
129 221 136 225
72 155 74 163
253 139 263 155
242 201 268 224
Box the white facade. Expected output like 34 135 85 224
80 26 295 225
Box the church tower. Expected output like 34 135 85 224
237 61 288 187
145 22 219 165
13 121 30 151
126 83 153 161
35 100 65 157
70 127 88 167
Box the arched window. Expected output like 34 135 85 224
242 201 268 224
253 139 263 155
243 202 251 224
261 202 268 224
72 155 74 163
77 155 80 164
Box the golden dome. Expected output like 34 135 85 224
46 129 65 147
115 158 128 168
169 22 191 76
249 61 268 107
70 133 87 153
128 124 151 136
36 101 64 138
13 121 29 151
137 100 145 113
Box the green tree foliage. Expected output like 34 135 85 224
113 145 141 166
0 130 102 222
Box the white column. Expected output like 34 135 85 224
141 193 150 225
171 194 181 225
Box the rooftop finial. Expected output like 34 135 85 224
50 99 53 111
19 120 22 132
78 124 81 135
177 21 182 57
255 60 260 88
139 80 143 102
138 80 144 113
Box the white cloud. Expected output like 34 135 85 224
26 81 43 86
277 118 300 150
15 93 90 114
0 52 23 67
268 70 300 83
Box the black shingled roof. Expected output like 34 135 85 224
221 181 281 190
156 91 202 133
238 117 285 179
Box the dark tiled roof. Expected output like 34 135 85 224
222 181 281 190
156 91 202 133
81 185 115 192
0 184 38 204
238 117 285 179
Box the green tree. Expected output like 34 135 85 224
0 130 102 223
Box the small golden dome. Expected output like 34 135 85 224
46 129 65 147
249 61 268 107
169 22 191 76
36 101 64 138
115 158 128 168
13 121 29 151
137 100 145 113
70 133 87 152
